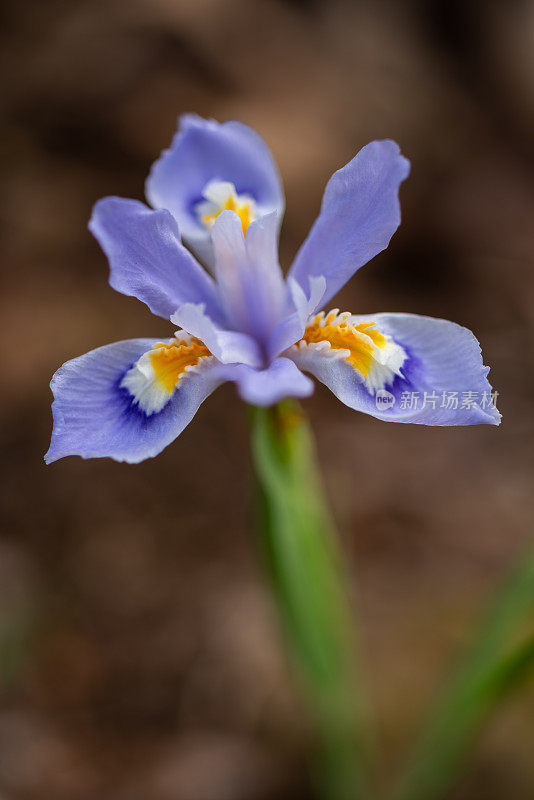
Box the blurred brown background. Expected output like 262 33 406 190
1 0 534 798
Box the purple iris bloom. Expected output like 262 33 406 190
45 114 500 464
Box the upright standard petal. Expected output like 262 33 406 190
89 197 223 322
210 211 287 345
45 337 223 464
220 358 314 407
286 312 501 426
146 115 284 264
266 275 326 361
289 141 410 308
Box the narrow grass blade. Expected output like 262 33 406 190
392 545 534 800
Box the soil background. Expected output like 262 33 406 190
1 1 534 798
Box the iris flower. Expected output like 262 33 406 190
45 114 500 464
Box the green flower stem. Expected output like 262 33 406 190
248 401 372 800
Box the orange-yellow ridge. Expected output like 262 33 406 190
149 338 211 393
202 194 254 236
301 311 387 377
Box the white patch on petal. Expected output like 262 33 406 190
361 338 406 393
120 333 214 415
121 352 168 415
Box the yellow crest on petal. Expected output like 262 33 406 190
302 311 388 377
121 336 213 415
196 180 256 236
294 310 407 394
201 194 255 236
149 338 212 392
